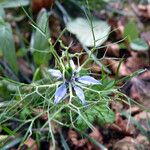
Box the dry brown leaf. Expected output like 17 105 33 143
134 111 150 131
68 128 103 150
141 32 150 47
131 77 150 97
23 138 38 150
105 59 131 77
80 54 88 65
138 4 150 19
32 0 54 13
109 17 125 39
90 63 101 73
125 52 149 73
113 136 145 150
106 42 120 57
108 113 136 135
69 42 83 53
68 129 87 147
32 108 48 120
122 70 150 108
126 106 141 115
50 14 62 40
111 101 124 113
136 134 150 148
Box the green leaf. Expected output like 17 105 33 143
0 6 5 18
31 9 51 66
76 104 115 131
20 108 31 120
0 18 18 74
1 125 16 136
0 0 29 8
0 79 19 99
32 68 42 81
76 115 90 131
96 106 115 125
67 17 110 47
130 38 149 51
124 21 139 42
0 82 10 99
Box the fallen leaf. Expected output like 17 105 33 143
67 17 110 47
141 31 150 46
105 42 120 57
111 101 123 113
108 113 136 135
136 134 150 148
126 106 141 116
32 0 54 13
122 70 150 106
138 4 150 19
32 108 48 120
24 138 38 150
134 111 150 131
130 77 150 98
125 51 149 72
68 127 103 150
90 63 102 73
105 59 131 77
113 136 145 150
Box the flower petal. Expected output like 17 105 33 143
73 85 86 104
48 69 62 78
54 83 67 104
77 76 100 85
70 59 76 70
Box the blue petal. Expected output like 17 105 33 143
73 85 86 104
54 83 67 104
48 69 62 78
77 76 100 85
66 59 76 70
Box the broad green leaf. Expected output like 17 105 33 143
31 9 51 66
0 0 29 8
124 21 139 42
67 17 110 47
130 38 149 51
0 8 5 57
0 6 5 18
0 18 18 74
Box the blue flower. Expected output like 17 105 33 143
48 60 101 104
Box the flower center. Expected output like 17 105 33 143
65 67 73 81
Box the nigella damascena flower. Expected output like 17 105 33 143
48 60 101 104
